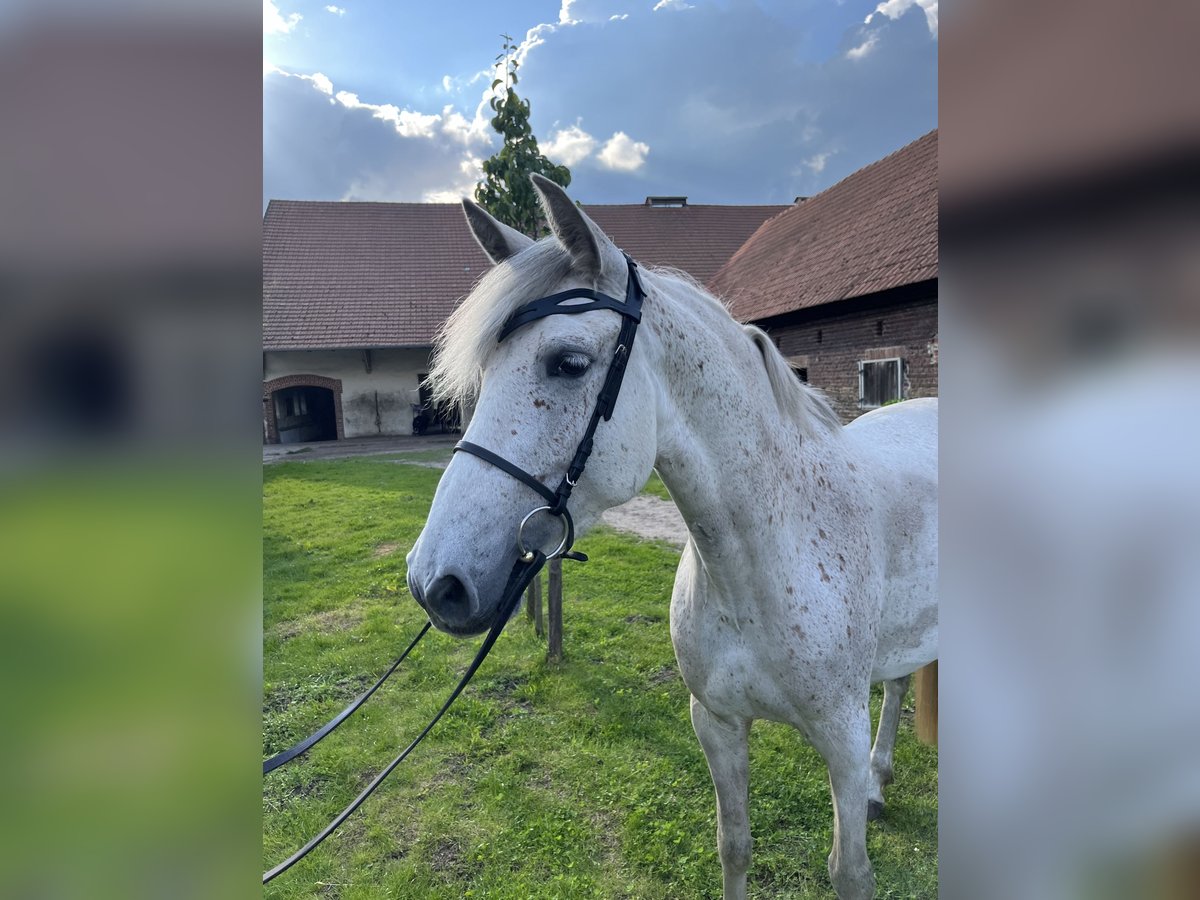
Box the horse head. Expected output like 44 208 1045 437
406 176 659 635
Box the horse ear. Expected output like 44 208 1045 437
530 173 605 277
461 198 534 265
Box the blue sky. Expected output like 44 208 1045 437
264 0 937 207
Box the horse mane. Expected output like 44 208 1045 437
741 324 843 439
430 241 842 440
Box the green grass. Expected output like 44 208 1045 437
263 459 937 899
640 471 672 502
372 448 456 465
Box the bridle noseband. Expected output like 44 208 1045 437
455 252 646 566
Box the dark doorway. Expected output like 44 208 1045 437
412 373 460 435
273 386 337 443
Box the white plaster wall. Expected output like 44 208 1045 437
264 348 433 438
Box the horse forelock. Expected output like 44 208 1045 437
429 240 573 407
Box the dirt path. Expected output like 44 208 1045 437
601 495 688 548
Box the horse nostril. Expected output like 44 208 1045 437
425 574 475 624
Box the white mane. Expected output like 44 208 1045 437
429 240 841 439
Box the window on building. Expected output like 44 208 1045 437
791 366 808 383
858 358 902 408
816 329 823 344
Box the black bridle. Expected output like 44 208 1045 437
455 251 646 563
263 254 646 883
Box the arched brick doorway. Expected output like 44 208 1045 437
263 374 345 444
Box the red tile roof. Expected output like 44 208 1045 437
710 130 938 323
263 199 787 350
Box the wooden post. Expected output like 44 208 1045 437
547 558 563 661
525 572 544 637
913 661 938 746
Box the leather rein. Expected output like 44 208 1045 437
263 253 646 883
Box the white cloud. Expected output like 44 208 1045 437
846 33 879 59
440 105 491 145
610 13 629 21
324 4 346 14
803 152 832 174
865 0 938 37
543 123 598 166
263 0 301 34
335 91 442 138
421 156 486 203
442 75 454 92
653 0 694 10
597 131 649 171
310 72 334 95
269 66 337 98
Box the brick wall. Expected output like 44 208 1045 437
759 285 938 423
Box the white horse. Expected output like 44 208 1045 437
406 175 938 899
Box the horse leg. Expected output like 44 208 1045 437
691 696 752 900
810 703 876 900
868 674 910 820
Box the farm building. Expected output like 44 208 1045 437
262 198 787 443
709 129 938 422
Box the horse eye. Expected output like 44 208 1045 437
551 352 591 379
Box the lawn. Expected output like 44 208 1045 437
263 458 938 899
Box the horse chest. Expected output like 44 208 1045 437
670 562 860 723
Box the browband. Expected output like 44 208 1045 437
497 253 645 342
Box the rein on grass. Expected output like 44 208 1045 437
263 551 545 884
262 621 431 776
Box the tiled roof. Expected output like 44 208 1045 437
710 130 938 323
263 199 786 350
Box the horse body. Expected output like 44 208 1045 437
408 177 937 899
647 274 936 899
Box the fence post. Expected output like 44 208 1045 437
913 661 938 746
525 571 544 638
547 558 563 661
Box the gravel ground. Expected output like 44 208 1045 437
600 494 688 548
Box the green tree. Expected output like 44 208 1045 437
475 34 571 238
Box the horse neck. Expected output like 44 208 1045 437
646 278 844 584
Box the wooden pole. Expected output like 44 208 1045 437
547 558 563 661
525 571 544 637
913 661 938 746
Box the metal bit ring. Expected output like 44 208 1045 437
517 506 571 562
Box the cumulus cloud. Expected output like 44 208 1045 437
264 0 301 34
325 5 346 15
543 123 598 165
264 68 499 207
310 72 334 95
334 91 441 139
846 33 879 59
803 152 832 174
421 156 486 203
266 0 936 207
866 0 938 37
653 0 694 11
597 131 649 171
